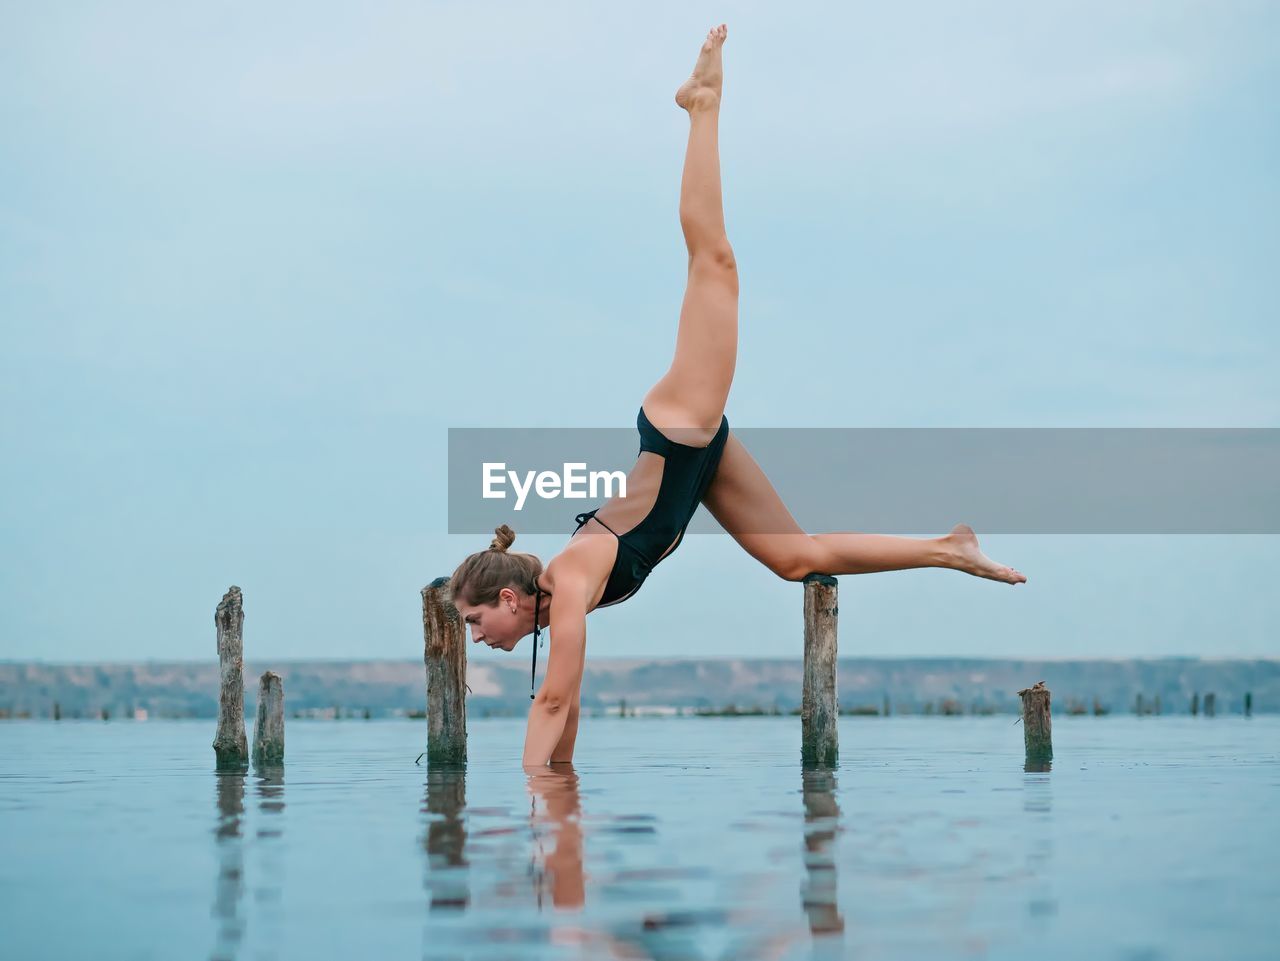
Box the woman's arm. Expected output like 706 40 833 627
522 568 588 768
549 694 581 763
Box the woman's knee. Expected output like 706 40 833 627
690 241 737 276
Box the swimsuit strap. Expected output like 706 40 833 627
574 510 621 539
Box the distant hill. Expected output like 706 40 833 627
1 657 1274 719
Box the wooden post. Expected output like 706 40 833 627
1191 692 1199 716
1204 692 1216 717
802 574 839 766
422 577 467 764
213 586 248 770
1018 681 1053 764
1245 692 1252 718
252 671 285 765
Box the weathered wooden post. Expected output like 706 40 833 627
1018 681 1052 766
213 586 248 769
1191 692 1199 716
422 577 467 764
802 574 839 766
1244 692 1252 718
252 671 285 764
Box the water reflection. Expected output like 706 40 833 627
251 763 286 956
210 772 246 961
1023 763 1056 922
525 765 764 960
255 764 286 823
417 763 826 959
422 764 469 912
526 763 585 912
800 765 846 942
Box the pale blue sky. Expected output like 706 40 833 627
2 1 1277 663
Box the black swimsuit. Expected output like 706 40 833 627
572 406 730 608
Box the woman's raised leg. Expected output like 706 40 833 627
643 25 738 443
703 433 1027 584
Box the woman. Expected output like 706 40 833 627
449 25 1026 768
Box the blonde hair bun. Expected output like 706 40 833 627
489 524 516 553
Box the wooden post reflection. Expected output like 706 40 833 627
254 764 285 818
800 765 845 938
423 764 469 912
211 771 246 961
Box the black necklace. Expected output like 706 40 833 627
530 585 546 700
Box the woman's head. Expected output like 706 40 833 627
449 525 543 651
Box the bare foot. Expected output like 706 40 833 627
675 24 727 112
943 524 1027 585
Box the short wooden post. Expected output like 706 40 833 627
802 574 839 766
1191 692 1199 716
1244 692 1252 718
1018 681 1053 764
253 671 285 765
213 586 248 770
1204 692 1216 717
422 577 467 764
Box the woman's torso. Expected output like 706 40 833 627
557 406 730 612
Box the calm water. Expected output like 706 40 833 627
1 717 1276 961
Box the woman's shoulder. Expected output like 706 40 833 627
545 543 599 583
545 536 613 608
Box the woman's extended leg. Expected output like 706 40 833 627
642 25 738 443
703 433 1027 584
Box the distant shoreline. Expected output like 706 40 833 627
3 656 1275 720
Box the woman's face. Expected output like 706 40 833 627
456 591 523 651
